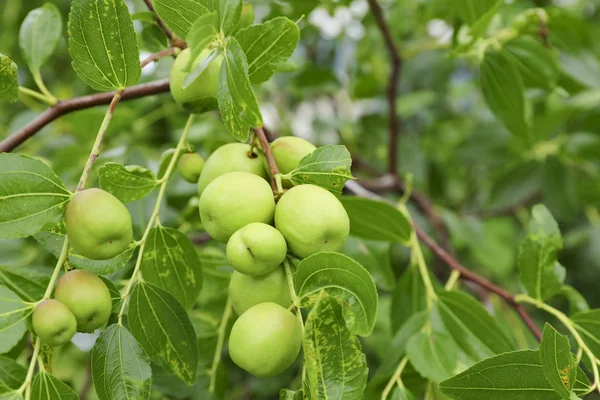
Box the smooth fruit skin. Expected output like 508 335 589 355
54 270 112 333
199 171 275 243
229 267 292 315
66 188 133 260
229 302 302 378
170 48 223 114
270 137 316 175
275 184 349 258
226 223 287 276
178 152 205 183
32 299 77 346
198 143 268 195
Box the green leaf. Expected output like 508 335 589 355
453 0 499 25
68 0 141 91
34 221 135 275
154 0 210 39
303 292 368 400
518 205 564 301
391 262 427 333
0 265 51 302
340 196 412 243
98 163 157 203
539 324 577 400
19 3 63 73
436 291 515 361
0 286 33 354
468 0 503 39
0 154 70 239
236 17 300 84
141 226 203 309
481 49 530 139
0 54 19 102
91 324 152 400
559 286 590 315
186 12 219 66
288 145 354 196
504 37 560 90
141 24 168 53
571 309 600 359
0 356 26 394
294 252 378 336
219 0 242 35
439 350 563 400
280 389 303 400
31 372 78 400
406 331 458 382
341 237 394 291
0 393 23 400
128 282 198 385
218 37 262 141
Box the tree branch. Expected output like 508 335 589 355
255 126 280 192
142 0 186 48
345 180 543 342
366 0 402 176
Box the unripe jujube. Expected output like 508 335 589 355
275 184 349 258
32 299 77 346
229 267 292 315
199 171 275 243
198 143 268 195
229 302 302 378
54 270 112 333
66 188 133 260
170 48 223 114
227 223 287 276
270 136 316 175
177 152 205 183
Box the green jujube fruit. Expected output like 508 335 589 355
198 143 268 195
54 270 112 333
275 184 349 258
270 137 316 187
227 222 287 276
170 48 223 114
228 267 292 315
229 302 302 378
32 299 77 346
66 188 133 260
177 152 205 183
199 171 275 242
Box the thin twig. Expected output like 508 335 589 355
254 127 280 193
366 0 402 175
142 0 175 43
345 180 543 342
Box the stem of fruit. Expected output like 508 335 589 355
254 126 281 194
381 355 408 400
20 339 40 399
32 71 58 105
118 114 195 323
515 294 600 391
18 86 56 106
283 258 306 385
444 270 461 291
76 90 123 191
209 296 232 393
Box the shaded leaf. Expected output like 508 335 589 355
304 292 368 400
294 252 378 336
539 324 576 399
0 154 70 239
186 12 219 67
236 17 300 83
141 226 203 309
571 309 600 360
504 37 560 90
91 324 152 400
340 196 412 243
31 372 78 400
154 0 209 39
0 54 18 102
68 0 141 91
0 265 51 302
0 356 26 394
98 163 157 203
219 0 242 35
128 282 198 385
19 3 63 73
0 286 33 354
390 262 427 333
406 331 458 382
288 145 353 196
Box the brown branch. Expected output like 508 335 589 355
366 0 402 176
255 126 280 192
0 79 171 153
345 180 543 342
140 47 176 67
142 0 186 49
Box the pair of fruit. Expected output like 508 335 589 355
32 270 112 346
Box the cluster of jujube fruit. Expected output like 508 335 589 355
177 137 351 378
33 189 133 345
